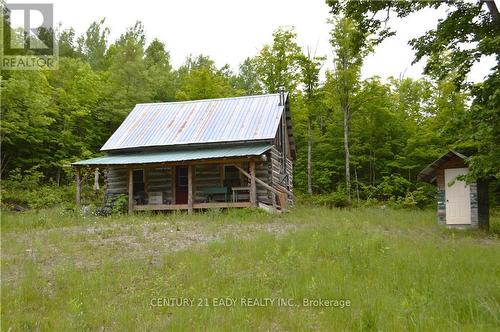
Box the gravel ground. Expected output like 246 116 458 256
1 218 304 285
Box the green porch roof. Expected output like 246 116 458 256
72 144 272 166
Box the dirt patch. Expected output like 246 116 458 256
1 219 303 284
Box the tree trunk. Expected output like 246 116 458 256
343 105 351 199
354 166 360 202
482 0 499 21
0 155 10 179
307 119 313 194
56 168 61 187
75 168 81 206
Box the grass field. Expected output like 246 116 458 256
1 206 499 331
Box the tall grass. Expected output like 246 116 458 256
1 206 499 331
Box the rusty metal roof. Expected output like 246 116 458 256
101 93 287 151
73 144 272 166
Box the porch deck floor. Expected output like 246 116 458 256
134 201 252 211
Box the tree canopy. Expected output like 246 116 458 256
1 3 498 205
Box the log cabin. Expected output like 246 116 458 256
72 89 295 213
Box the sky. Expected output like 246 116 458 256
8 0 497 82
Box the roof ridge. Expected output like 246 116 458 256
135 93 282 107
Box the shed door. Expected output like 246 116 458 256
445 168 471 225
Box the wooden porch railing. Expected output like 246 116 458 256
231 164 292 211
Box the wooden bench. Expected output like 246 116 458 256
202 187 228 202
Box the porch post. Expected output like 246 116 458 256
93 168 100 191
128 168 134 214
75 167 81 206
188 165 193 214
249 160 257 207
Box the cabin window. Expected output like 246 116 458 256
223 165 241 188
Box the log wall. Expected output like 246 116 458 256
194 165 221 203
270 147 293 204
104 168 128 196
104 161 276 206
146 167 174 204
256 160 272 204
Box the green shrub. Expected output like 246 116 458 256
6 167 45 190
361 197 381 207
297 177 436 210
375 174 413 200
368 175 436 209
384 186 436 210
109 194 128 215
305 192 351 208
410 185 437 209
2 184 77 210
1 167 104 210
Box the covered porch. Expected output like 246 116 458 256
72 145 290 213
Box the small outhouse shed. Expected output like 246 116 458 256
418 151 489 229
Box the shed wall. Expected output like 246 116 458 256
435 155 467 190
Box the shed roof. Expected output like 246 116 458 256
418 150 468 183
101 93 287 151
73 144 272 166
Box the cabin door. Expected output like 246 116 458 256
132 169 145 204
175 166 189 204
444 168 471 225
